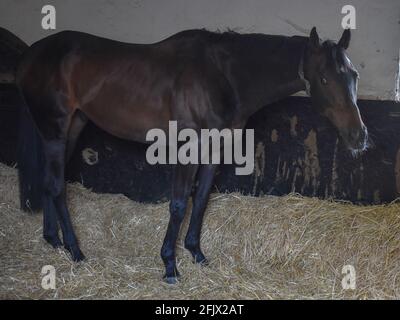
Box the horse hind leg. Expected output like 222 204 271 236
28 93 85 261
41 135 85 261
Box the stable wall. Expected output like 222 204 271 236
0 0 399 100
0 1 400 204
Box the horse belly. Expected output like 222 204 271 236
80 95 170 143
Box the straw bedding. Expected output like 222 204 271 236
1 163 400 299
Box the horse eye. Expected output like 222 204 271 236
321 77 328 85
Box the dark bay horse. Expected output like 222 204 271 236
16 27 367 283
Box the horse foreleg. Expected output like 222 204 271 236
161 163 198 284
185 164 218 264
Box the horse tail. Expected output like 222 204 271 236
17 92 44 212
0 27 28 83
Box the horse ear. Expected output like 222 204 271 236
338 28 351 49
309 27 321 51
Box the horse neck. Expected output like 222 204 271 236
225 34 308 119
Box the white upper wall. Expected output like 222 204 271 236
0 0 399 100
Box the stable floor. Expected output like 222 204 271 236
1 163 400 299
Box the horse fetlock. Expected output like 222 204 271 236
160 245 175 263
163 265 181 284
64 243 85 262
185 244 207 265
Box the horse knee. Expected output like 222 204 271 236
169 198 188 222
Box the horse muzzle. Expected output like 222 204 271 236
341 124 368 152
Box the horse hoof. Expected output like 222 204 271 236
163 269 181 284
196 258 209 266
164 276 180 285
65 245 85 262
44 235 62 248
193 253 209 266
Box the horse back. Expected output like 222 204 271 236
16 30 237 142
